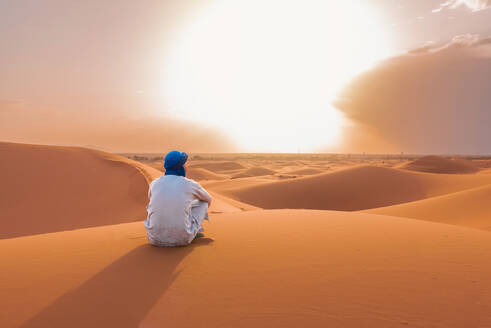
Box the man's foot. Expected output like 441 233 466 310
194 232 205 239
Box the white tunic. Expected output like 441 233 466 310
144 175 212 246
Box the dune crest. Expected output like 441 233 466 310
399 155 479 174
212 165 491 211
365 184 491 231
188 161 245 173
284 167 324 176
231 166 276 178
186 167 227 181
0 142 155 239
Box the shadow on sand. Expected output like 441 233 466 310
22 238 214 328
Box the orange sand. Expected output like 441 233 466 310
231 166 276 178
0 142 151 238
188 160 246 172
212 165 491 211
186 167 227 181
399 155 479 174
2 143 491 327
284 167 324 176
2 211 491 327
365 184 491 231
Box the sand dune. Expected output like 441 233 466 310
186 167 227 181
231 167 276 178
399 155 479 174
3 144 491 327
202 175 273 192
0 142 251 239
2 210 491 327
276 160 303 167
214 165 491 211
473 159 491 169
188 161 245 173
365 184 491 231
285 167 324 176
208 191 260 212
0 142 154 239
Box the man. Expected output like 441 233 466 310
144 150 212 246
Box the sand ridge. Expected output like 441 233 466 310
231 166 276 178
399 155 479 174
212 164 491 211
284 167 325 176
186 167 228 181
2 143 491 327
0 142 153 239
188 160 246 173
0 142 255 240
365 184 491 231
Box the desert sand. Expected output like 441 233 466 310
188 160 246 173
284 167 325 176
365 184 491 231
230 166 276 179
398 155 480 174
0 142 151 239
1 143 491 327
208 165 491 211
186 167 228 181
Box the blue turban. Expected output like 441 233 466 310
164 150 188 177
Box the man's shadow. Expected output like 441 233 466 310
23 238 214 328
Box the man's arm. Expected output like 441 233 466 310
191 181 212 205
147 180 156 201
146 181 154 212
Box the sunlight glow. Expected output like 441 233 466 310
162 0 391 152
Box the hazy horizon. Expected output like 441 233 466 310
1 0 490 153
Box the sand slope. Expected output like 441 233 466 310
208 191 260 213
188 161 245 173
0 142 254 239
215 165 491 211
2 210 491 327
285 167 324 176
365 184 491 231
231 167 276 178
3 144 491 327
473 160 491 169
186 167 227 181
399 155 479 174
202 175 273 191
0 142 153 239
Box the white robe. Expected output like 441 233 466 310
144 175 212 246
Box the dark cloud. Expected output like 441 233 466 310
333 34 491 154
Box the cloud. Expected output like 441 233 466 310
333 34 491 154
433 0 491 12
408 34 490 54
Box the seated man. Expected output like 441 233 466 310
144 150 212 246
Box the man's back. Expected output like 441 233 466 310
144 175 211 246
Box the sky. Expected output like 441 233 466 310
1 0 490 153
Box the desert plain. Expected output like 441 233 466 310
1 141 491 327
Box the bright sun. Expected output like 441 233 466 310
162 0 390 152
